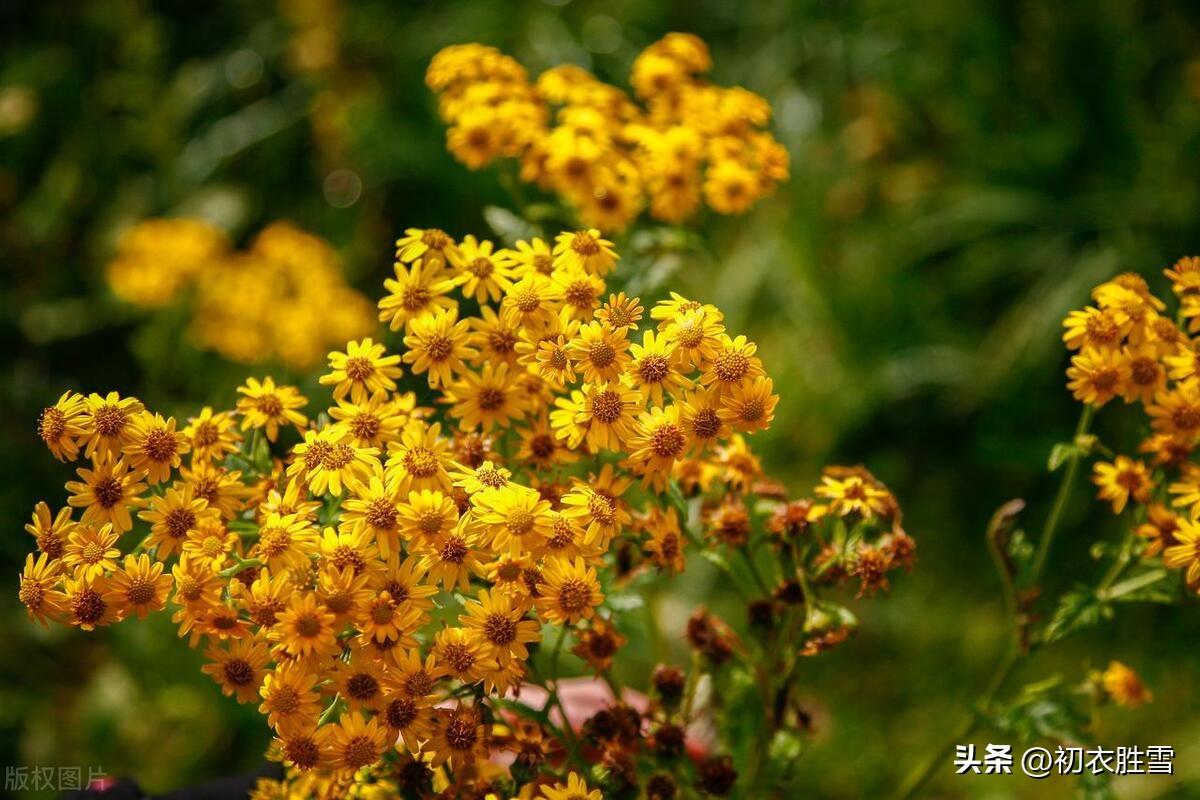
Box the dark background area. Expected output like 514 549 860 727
2 0 1199 796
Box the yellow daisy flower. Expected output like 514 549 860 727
138 483 219 559
18 553 67 627
259 660 322 735
473 484 554 555
568 320 632 384
253 512 319 575
82 391 145 460
319 337 403 403
444 362 530 432
103 553 173 619
236 377 309 442
37 391 89 461
329 390 408 450
65 454 147 532
403 306 478 389
123 412 189 484
1092 456 1152 514
378 257 459 331
270 593 340 660
539 772 602 800
62 522 120 580
449 234 515 303
553 229 618 276
534 556 604 624
202 637 271 703
24 501 75 562
183 407 241 463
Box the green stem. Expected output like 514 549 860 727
901 405 1095 799
1029 404 1095 585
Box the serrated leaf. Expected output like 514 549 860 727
1043 586 1111 644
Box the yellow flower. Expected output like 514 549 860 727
394 488 459 549
515 414 579 470
626 405 688 488
329 390 409 450
720 375 779 433
122 412 188 484
386 421 455 494
509 236 555 278
460 588 540 664
627 328 691 405
551 381 641 452
326 710 389 772
180 519 238 571
37 391 89 461
433 626 499 685
395 227 457 271
259 660 322 735
183 407 242 464
320 338 403 403
553 268 606 322
1147 379 1200 442
467 304 522 367
451 460 512 496
18 553 66 627
539 772 602 800
502 273 564 334
473 485 554 555
1066 347 1128 407
1101 661 1152 708
816 472 892 520
62 574 119 631
661 307 725 370
378 258 459 331
596 291 644 331
202 637 271 703
1092 456 1152 514
677 388 730 454
236 377 309 442
289 427 380 497
103 553 173 620
1062 306 1127 351
24 501 75 562
253 512 319 576
1164 517 1200 584
700 334 764 395
642 506 687 574
180 461 250 520
444 362 530 431
553 229 618 276
270 593 340 660
426 704 490 769
138 483 220 560
534 556 604 624
82 391 145 460
403 306 478 389
449 234 515 303
65 454 147 532
319 525 380 579
330 650 386 712
62 522 120 580
417 517 487 592
568 321 631 384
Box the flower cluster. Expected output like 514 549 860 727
427 33 790 232
105 219 375 368
1062 261 1200 591
24 227 908 799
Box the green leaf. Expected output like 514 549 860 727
1043 585 1111 644
1048 441 1084 472
482 205 536 245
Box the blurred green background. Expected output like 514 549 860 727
2 0 1200 797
